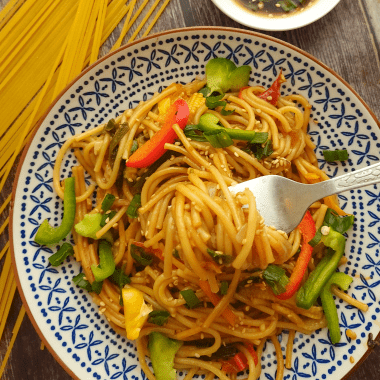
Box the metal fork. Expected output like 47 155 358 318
228 162 380 234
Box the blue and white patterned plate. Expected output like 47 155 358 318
10 27 380 380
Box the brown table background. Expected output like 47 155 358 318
1 0 380 379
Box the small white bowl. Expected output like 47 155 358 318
211 0 341 31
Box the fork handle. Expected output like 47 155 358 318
311 162 380 200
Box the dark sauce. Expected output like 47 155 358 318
237 0 315 18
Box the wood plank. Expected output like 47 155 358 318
0 0 380 379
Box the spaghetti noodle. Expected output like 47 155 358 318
46 66 362 379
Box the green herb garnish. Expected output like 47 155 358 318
148 310 170 326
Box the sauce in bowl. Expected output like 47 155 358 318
236 0 316 18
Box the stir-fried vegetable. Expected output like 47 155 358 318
180 289 201 309
323 149 349 162
126 99 189 168
123 286 153 340
35 177 76 245
127 194 141 218
91 240 116 282
320 272 353 344
148 310 170 326
48 243 74 267
101 194 116 212
277 211 316 300
263 265 289 296
297 228 348 309
148 332 183 380
74 213 113 243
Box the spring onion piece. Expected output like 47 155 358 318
278 0 297 11
109 123 129 167
205 93 234 116
72 273 103 294
183 125 208 142
238 273 261 289
180 289 201 309
248 139 274 160
172 249 180 259
320 272 353 344
262 265 290 295
148 332 183 380
200 344 240 361
48 243 74 267
130 139 139 154
91 281 103 295
130 243 154 266
297 229 347 309
148 310 170 326
323 149 349 162
220 281 229 296
127 194 141 218
110 265 131 305
100 210 117 228
101 194 116 212
35 177 76 246
91 241 116 282
72 273 92 292
197 114 269 143
204 130 234 148
309 208 355 247
323 208 355 234
207 248 233 265
104 118 117 133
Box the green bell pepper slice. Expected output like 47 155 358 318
91 240 115 282
35 177 76 245
320 272 353 344
296 229 346 309
148 332 183 380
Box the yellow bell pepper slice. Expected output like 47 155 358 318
122 286 152 340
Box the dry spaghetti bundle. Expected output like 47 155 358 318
0 0 174 376
48 73 368 380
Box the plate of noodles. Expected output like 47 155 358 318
10 27 380 380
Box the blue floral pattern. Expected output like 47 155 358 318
12 29 380 380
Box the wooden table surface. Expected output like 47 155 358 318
1 0 380 379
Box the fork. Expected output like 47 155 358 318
228 162 380 234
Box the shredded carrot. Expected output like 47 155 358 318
199 280 237 326
324 195 348 216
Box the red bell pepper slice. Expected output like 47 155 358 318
221 343 259 373
276 210 316 300
237 71 284 106
238 86 251 99
126 98 189 168
257 70 284 106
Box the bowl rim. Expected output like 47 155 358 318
9 25 380 380
210 0 342 31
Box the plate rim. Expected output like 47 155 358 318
9 25 380 380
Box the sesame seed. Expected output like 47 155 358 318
100 301 106 307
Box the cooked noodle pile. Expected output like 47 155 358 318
52 79 360 380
